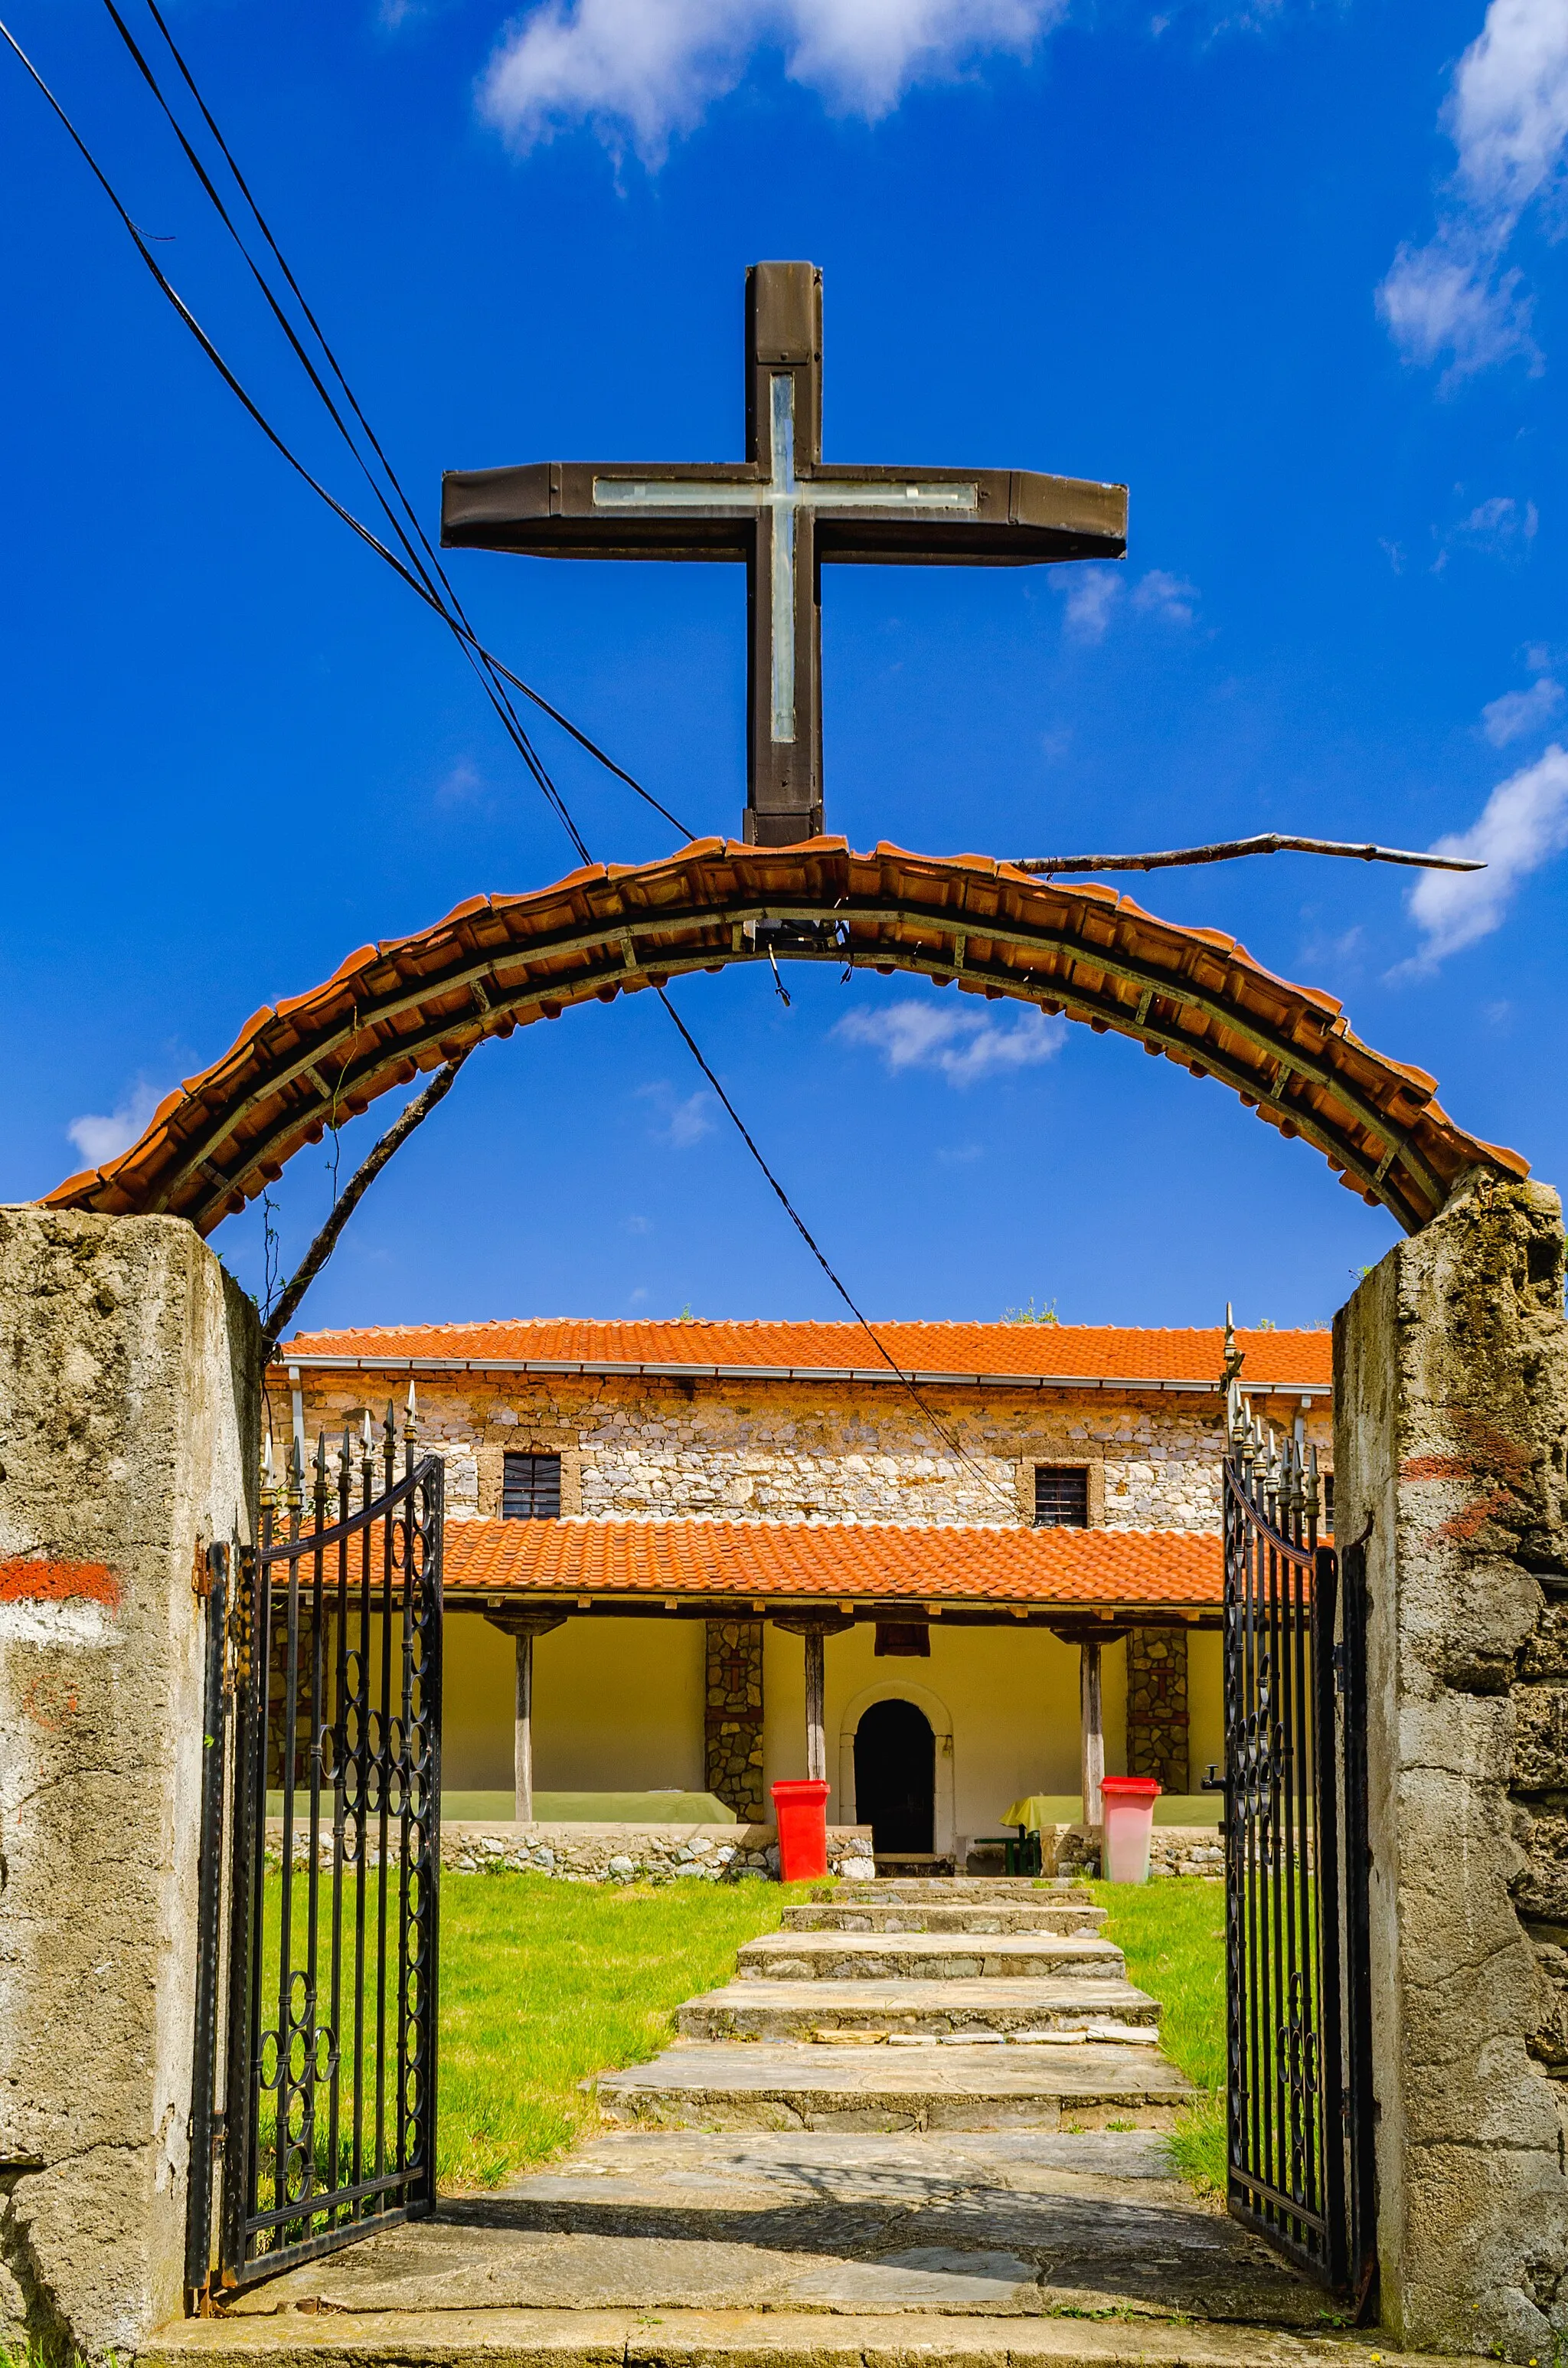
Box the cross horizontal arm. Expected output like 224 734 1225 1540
442 462 1127 566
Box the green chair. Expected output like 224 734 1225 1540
973 1827 1042 1876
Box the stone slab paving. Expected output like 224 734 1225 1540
214 2132 1318 2326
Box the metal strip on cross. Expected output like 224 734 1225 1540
439 261 1127 847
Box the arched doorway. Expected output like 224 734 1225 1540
853 1698 936 1854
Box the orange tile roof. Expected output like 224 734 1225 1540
443 1515 1223 1609
275 1318 1330 1392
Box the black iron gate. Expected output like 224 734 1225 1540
1220 1381 1375 2308
186 1398 444 2302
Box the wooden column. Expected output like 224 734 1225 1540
771 1612 854 1784
804 1627 826 1782
482 1610 568 1823
514 1630 535 1823
1080 1640 1104 1829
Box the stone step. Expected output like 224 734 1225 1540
828 1879 1091 1905
146 2304 1449 2366
596 2040 1192 2131
737 1931 1125 1982
782 1901 1109 1936
677 1976 1160 2042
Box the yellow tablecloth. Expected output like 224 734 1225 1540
1001 1795 1061 1833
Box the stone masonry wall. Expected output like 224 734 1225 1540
287 1370 1332 1532
0 1210 260 2359
705 1618 765 1818
1335 1173 1568 2357
1125 1626 1191 1792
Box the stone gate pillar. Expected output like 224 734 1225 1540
0 1209 259 2358
1334 1171 1568 2355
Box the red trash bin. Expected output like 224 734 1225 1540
772 1778 831 1882
1099 1775 1161 1884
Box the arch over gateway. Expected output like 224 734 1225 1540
44 837 1526 1238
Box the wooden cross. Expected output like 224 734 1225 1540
442 262 1128 847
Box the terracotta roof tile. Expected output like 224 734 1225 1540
276 1317 1330 1390
443 1515 1223 1608
41 841 1526 1237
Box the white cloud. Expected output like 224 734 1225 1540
67 1078 166 1167
1403 742 1568 963
1453 492 1539 556
1054 564 1122 643
1052 564 1197 644
1380 0 1568 378
436 757 486 806
637 1081 716 1145
1481 674 1563 744
479 0 1063 159
1132 567 1199 625
835 996 1065 1086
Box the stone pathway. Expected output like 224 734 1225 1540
181 1876 1336 2348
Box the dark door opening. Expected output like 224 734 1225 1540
853 1698 935 1854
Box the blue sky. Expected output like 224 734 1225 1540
4 0 1566 1334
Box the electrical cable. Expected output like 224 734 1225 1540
113 0 693 842
2 11 690 856
8 8 1018 1512
655 987 1023 1515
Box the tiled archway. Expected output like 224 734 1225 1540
45 838 1526 1236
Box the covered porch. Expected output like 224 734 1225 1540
439 1516 1226 1861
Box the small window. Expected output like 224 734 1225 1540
502 1451 561 1519
1034 1465 1089 1529
874 1621 930 1657
1322 1471 1335 1527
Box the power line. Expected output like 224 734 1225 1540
1 10 691 856
113 0 695 842
655 988 1022 1516
9 10 1018 1513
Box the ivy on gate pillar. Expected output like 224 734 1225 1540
704 1618 764 1820
1335 1172 1568 2356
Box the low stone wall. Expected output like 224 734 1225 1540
264 1818 877 1882
965 1822 1224 1880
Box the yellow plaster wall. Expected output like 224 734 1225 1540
441 1611 1213 1835
761 1622 1128 1849
442 1611 705 1793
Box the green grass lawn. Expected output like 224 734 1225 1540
1086 1876 1227 2193
255 1869 1229 2198
436 1871 808 2189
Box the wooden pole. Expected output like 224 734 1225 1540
514 1630 534 1824
804 1627 826 1784
1080 1640 1104 1830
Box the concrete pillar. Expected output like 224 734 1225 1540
1080 1639 1104 1827
1334 1172 1568 2354
0 1209 259 2359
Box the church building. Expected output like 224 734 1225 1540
269 1317 1331 1858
